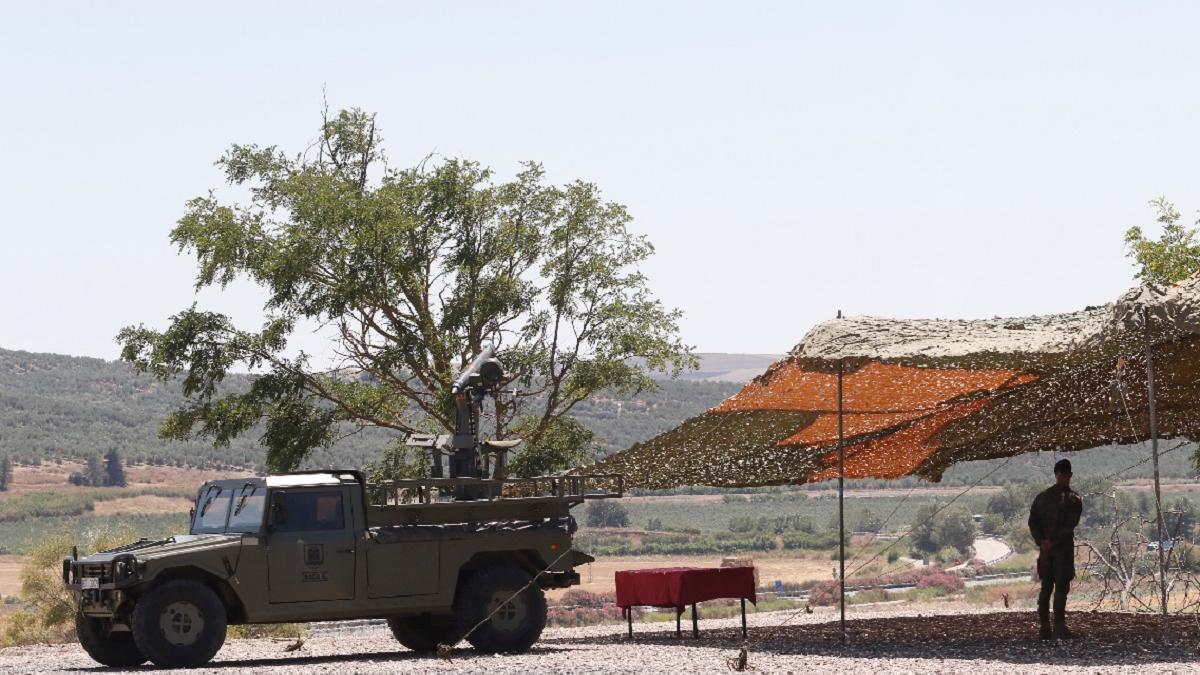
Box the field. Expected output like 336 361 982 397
619 491 992 533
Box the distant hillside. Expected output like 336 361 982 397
0 347 739 471
4 346 1191 484
667 353 782 382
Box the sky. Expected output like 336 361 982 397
2 1 1200 362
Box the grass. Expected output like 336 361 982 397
0 513 189 554
621 493 991 534
0 487 193 523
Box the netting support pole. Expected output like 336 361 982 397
837 339 846 646
1143 309 1169 641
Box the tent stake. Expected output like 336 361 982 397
837 310 846 646
1144 309 1169 641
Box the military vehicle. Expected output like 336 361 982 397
63 348 622 668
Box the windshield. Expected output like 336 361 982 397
190 482 266 534
226 483 266 533
191 486 232 534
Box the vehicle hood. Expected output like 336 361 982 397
79 534 242 563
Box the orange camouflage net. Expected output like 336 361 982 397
587 274 1200 489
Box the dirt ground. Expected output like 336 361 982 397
0 556 23 600
89 495 195 515
2 605 1196 673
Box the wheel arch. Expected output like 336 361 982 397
454 550 547 602
143 566 247 623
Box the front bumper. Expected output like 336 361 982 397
62 554 144 615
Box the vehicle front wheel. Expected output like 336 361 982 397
75 612 146 667
388 614 460 653
131 579 227 668
454 566 546 653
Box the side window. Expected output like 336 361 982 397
271 491 345 532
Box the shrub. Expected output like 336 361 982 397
586 500 630 528
0 523 138 647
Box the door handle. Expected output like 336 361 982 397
337 548 355 554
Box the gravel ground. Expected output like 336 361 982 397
3 604 1199 674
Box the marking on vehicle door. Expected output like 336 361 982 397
305 544 324 566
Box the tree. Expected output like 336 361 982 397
103 448 127 488
506 416 595 478
117 108 695 473
0 456 11 492
84 455 105 487
910 503 976 555
585 500 630 528
934 508 976 554
910 503 941 554
1124 197 1200 286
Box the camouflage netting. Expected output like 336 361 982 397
588 274 1200 489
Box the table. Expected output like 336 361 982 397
614 566 757 639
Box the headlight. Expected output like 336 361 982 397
114 561 126 578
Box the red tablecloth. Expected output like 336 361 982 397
614 566 757 609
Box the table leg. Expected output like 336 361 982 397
741 598 747 638
691 603 699 638
627 607 633 640
675 607 682 638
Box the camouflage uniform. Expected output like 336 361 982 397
1027 483 1082 634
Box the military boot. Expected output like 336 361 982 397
1038 613 1052 640
1052 617 1074 640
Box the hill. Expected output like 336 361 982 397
0 347 738 471
1 346 1195 484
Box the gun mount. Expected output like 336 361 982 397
404 346 525 499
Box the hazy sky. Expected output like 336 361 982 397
3 2 1199 362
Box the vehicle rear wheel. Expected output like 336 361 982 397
132 579 227 668
454 566 546 653
387 614 460 653
75 611 146 667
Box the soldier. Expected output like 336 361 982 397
1028 458 1083 639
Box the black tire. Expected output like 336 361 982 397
387 614 460 653
131 579 227 668
454 566 547 654
75 611 147 668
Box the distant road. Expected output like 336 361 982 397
948 536 1012 571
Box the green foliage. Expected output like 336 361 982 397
85 455 104 487
980 512 1005 535
1 522 141 647
103 448 127 487
1124 197 1200 286
0 456 10 491
507 415 593 478
910 503 976 555
0 487 191 524
781 530 839 550
985 483 1040 520
729 514 814 534
117 108 694 472
363 440 430 484
585 500 630 528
